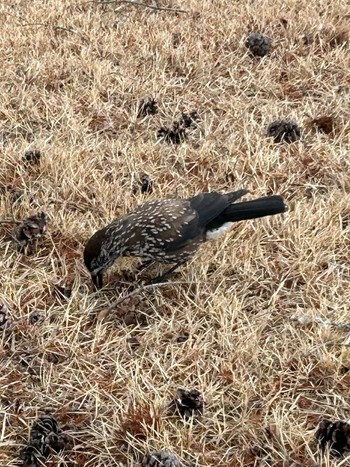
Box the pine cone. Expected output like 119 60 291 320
133 174 153 195
14 212 48 246
29 415 61 455
137 97 158 117
315 419 350 455
170 388 204 419
157 111 199 144
23 149 41 164
0 302 12 331
140 175 153 194
20 444 46 467
246 33 272 57
20 415 70 466
267 119 301 143
142 450 182 467
157 122 186 144
179 111 200 129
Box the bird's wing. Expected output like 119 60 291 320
188 190 248 228
123 199 200 255
164 192 245 253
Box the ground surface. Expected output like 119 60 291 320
0 0 350 466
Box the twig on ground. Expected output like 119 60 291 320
94 0 187 14
3 11 88 41
304 339 350 355
0 220 21 225
291 315 350 332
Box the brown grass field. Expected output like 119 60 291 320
1 0 350 465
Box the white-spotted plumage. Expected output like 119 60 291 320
84 191 286 286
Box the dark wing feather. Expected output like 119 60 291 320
164 190 248 254
163 202 201 253
189 190 248 228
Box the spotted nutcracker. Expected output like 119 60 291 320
84 189 286 288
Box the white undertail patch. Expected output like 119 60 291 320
206 222 234 240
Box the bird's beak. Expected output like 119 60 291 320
92 273 103 290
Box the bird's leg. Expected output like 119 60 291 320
92 273 103 290
148 261 186 284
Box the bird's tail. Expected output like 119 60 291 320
223 195 287 222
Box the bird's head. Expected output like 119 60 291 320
83 228 116 289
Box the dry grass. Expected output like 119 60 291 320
1 0 350 465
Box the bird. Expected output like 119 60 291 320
84 189 287 289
